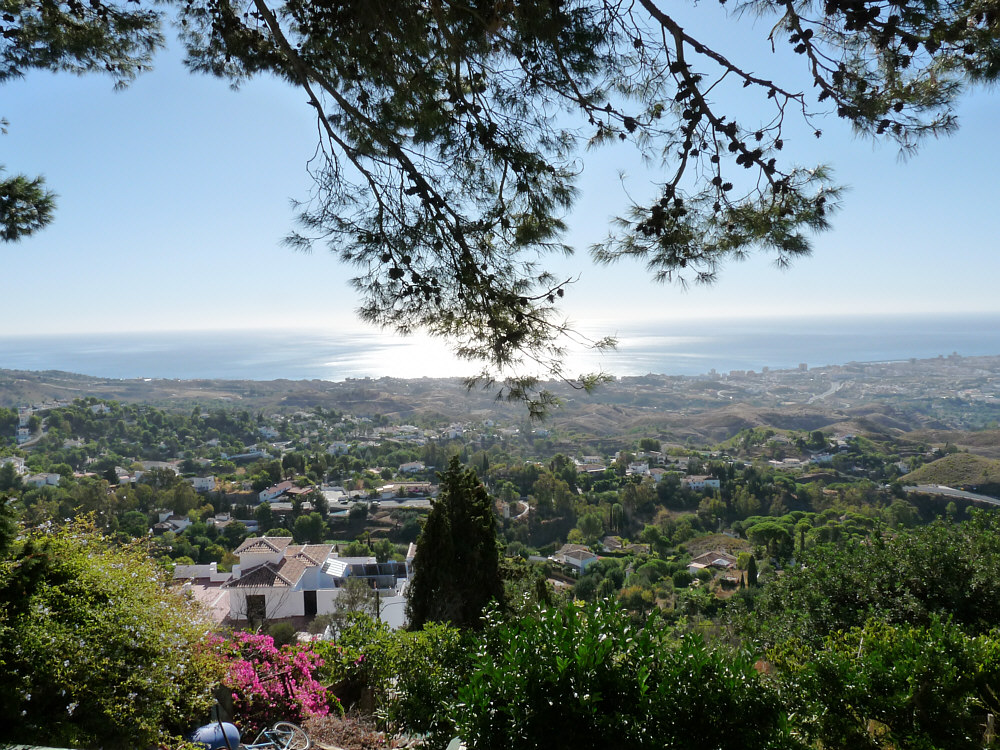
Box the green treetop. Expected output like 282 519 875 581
406 455 503 629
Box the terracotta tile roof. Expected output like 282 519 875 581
274 558 310 587
690 550 738 568
300 544 335 563
227 542 332 588
234 536 293 555
226 562 294 588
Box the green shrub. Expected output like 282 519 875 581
774 617 1000 750
672 568 694 588
452 601 795 750
315 614 469 737
266 621 298 648
0 519 221 748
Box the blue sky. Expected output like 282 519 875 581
4 10 999 354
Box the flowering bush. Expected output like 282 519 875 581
209 631 339 733
0 519 221 748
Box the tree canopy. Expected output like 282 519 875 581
1 0 162 240
736 511 1000 649
8 0 1000 406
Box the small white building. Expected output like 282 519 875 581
140 460 180 474
190 476 217 493
0 456 27 475
25 472 61 487
153 512 192 534
441 424 464 440
259 480 296 504
682 475 721 492
626 462 650 476
551 544 599 573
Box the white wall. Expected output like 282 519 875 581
228 587 304 620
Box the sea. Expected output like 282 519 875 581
2 313 999 382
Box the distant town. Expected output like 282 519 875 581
2 352 999 631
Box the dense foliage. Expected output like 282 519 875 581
738 511 1000 648
315 614 469 737
0 514 220 748
453 601 795 750
2 391 1000 748
774 617 1000 750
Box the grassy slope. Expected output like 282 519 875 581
902 452 1000 486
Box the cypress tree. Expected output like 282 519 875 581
747 556 759 588
406 456 503 629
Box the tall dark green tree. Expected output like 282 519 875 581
407 456 503 630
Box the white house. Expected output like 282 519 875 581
682 475 721 492
326 442 351 455
637 451 666 465
225 536 412 627
189 476 217 493
551 544 599 573
140 460 180 474
377 481 434 499
153 512 192 534
399 461 426 474
0 456 26 475
441 424 464 440
626 462 650 476
259 480 296 503
24 472 61 487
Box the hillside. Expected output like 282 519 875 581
2 350 1000 448
902 453 1000 487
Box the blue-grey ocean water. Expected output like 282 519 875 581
1 314 999 382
